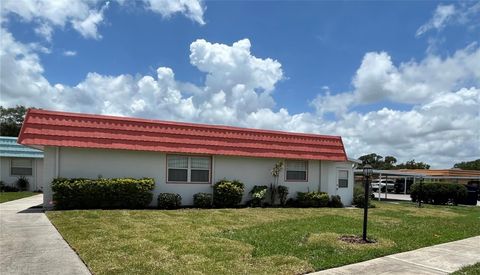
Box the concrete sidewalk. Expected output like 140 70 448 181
0 194 90 275
311 235 480 275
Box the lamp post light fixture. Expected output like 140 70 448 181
362 164 373 242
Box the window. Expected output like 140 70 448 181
285 160 307 181
11 159 33 176
338 170 348 188
167 155 210 183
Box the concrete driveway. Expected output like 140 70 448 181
0 194 90 275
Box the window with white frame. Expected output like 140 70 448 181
285 160 307 181
338 170 349 188
167 155 210 183
11 159 33 176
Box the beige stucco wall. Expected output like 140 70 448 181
0 156 44 191
41 146 354 208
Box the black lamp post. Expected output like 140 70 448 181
362 164 373 242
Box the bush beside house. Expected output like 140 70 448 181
249 185 268 207
158 193 182 209
52 178 155 209
213 179 245 208
0 181 19 192
193 193 212 208
328 195 344 208
277 185 289 206
297 192 329 207
16 176 30 191
51 176 346 210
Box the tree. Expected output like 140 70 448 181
383 156 397 170
359 153 384 169
0 105 28 137
358 153 429 170
453 159 480 170
396 159 430 169
358 153 397 170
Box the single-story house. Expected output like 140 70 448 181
0 136 44 191
18 109 355 208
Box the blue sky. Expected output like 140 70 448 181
1 0 479 167
7 1 445 112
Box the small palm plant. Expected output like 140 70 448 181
16 176 29 191
269 160 284 205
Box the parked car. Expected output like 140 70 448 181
371 179 395 192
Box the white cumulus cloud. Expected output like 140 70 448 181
1 0 206 41
143 0 205 25
1 26 479 168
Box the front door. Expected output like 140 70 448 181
335 168 351 204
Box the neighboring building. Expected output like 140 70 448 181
18 109 355 208
0 136 44 191
395 169 480 185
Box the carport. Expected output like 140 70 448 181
354 169 426 201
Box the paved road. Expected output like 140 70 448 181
0 194 90 275
310 235 480 275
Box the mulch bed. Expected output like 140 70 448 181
339 235 376 244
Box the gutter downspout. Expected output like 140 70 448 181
55 147 59 178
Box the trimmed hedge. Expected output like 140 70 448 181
158 193 182 209
52 178 154 209
411 182 467 205
213 179 244 208
193 193 212 208
297 192 329 207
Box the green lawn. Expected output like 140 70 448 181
47 202 480 275
452 262 480 275
0 191 37 203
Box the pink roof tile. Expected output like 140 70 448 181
18 109 348 161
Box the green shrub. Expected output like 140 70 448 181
193 193 212 208
411 182 467 205
277 185 289 206
158 193 182 209
213 179 244 208
0 181 19 192
249 185 268 207
16 176 29 191
285 198 298 207
328 195 344 208
297 191 329 207
353 185 375 208
52 177 155 209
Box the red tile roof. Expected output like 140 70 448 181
18 109 348 161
